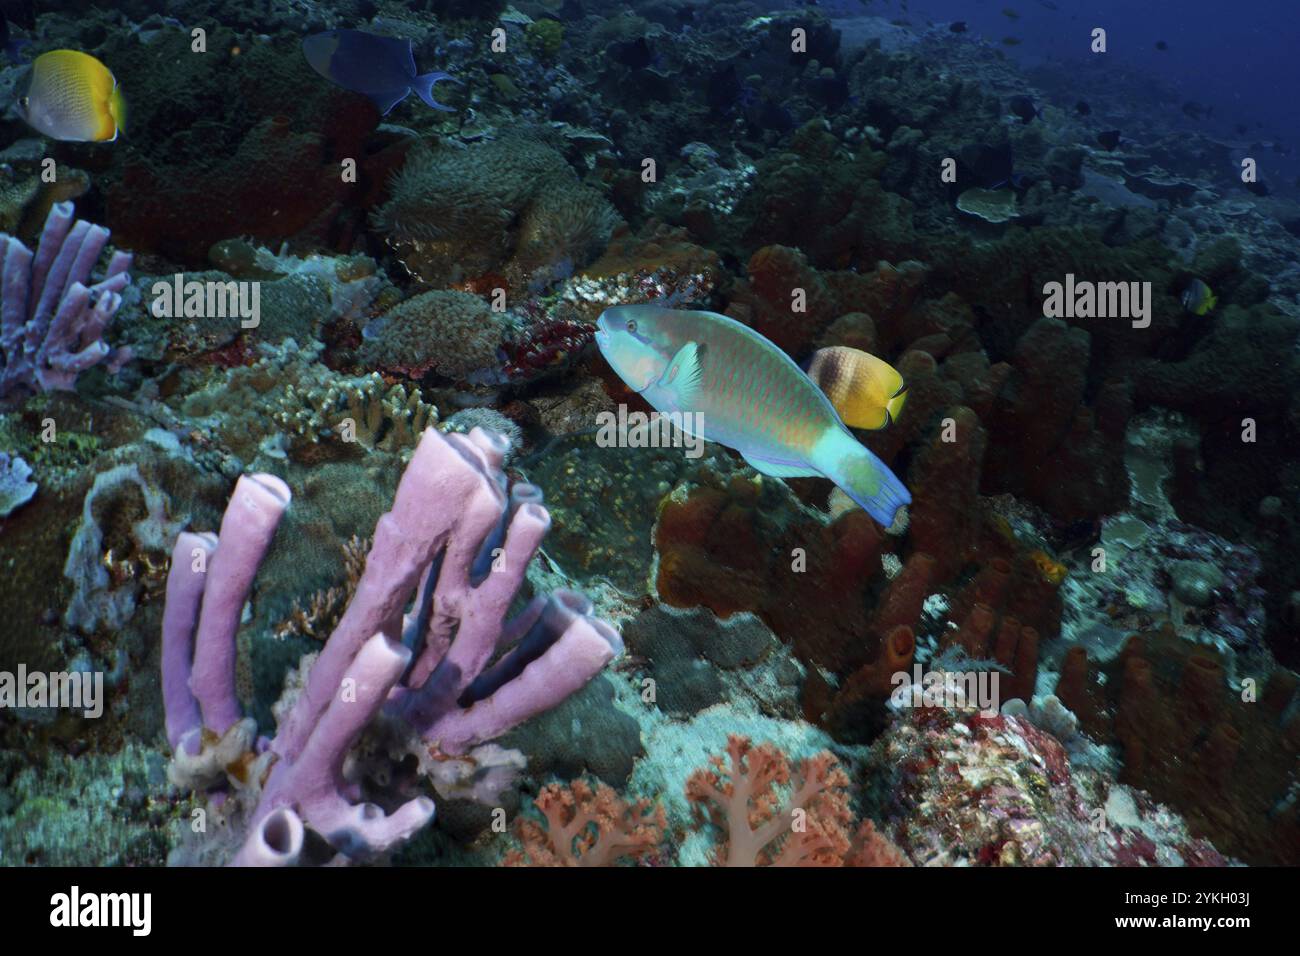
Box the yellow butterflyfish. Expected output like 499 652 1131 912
17 50 126 143
806 345 908 430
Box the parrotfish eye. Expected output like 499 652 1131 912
626 319 637 333
18 96 28 111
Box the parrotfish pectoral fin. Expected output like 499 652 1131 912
740 451 821 479
816 429 911 528
657 341 707 408
412 71 460 111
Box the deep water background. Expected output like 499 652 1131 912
809 0 1300 190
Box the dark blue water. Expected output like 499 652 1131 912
810 0 1300 186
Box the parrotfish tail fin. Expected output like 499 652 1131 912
413 71 459 111
818 429 911 529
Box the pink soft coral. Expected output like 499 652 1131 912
685 735 857 866
846 819 914 867
504 778 665 866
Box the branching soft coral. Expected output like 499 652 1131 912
504 778 666 866
686 735 856 866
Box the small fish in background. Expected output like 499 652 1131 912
1008 95 1037 124
706 64 745 115
595 304 911 528
608 36 653 69
1096 129 1122 150
755 97 795 134
1182 100 1213 121
1029 550 1067 585
1155 40 1168 51
1075 100 1091 116
16 50 126 142
806 346 908 430
1002 7 1021 20
0 0 34 63
302 29 458 115
1181 278 1217 316
960 141 1017 189
1002 37 1023 47
949 21 968 33
1244 178 1270 197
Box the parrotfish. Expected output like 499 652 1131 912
595 304 911 528
17 50 125 142
302 29 458 115
807 346 908 430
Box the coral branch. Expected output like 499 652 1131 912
686 735 854 867
504 778 665 866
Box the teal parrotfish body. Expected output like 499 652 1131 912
595 303 912 528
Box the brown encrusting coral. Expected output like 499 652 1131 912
1055 628 1300 865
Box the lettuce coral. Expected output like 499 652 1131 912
956 187 1019 224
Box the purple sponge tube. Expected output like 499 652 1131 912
0 201 133 398
160 426 622 864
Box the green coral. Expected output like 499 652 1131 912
0 743 177 866
526 18 564 59
1170 560 1225 608
0 416 101 481
731 122 917 267
179 342 438 460
280 373 437 458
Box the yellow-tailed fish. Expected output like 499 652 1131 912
596 304 911 528
17 50 126 143
806 345 907 430
1181 278 1216 316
